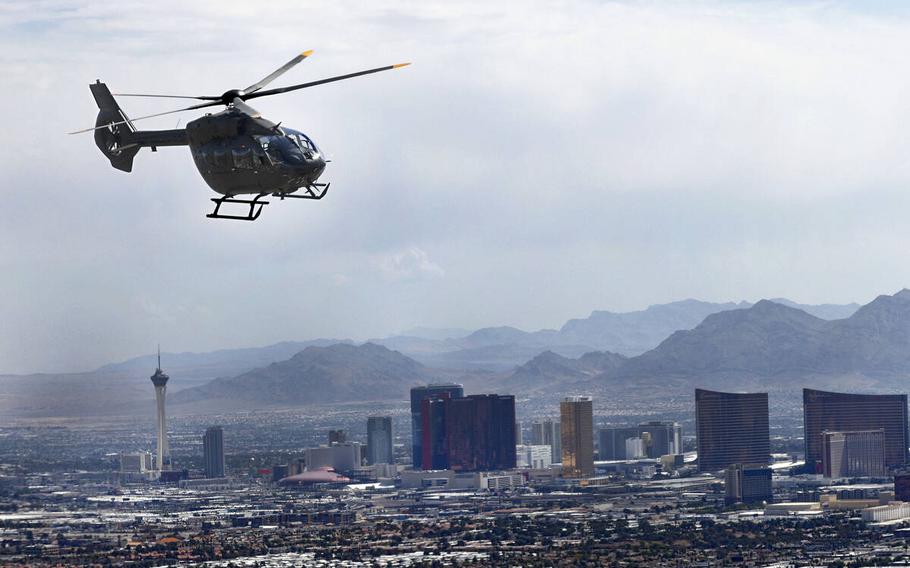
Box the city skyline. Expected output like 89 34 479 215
9 1 910 564
7 365 910 565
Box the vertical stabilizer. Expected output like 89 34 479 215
89 81 140 172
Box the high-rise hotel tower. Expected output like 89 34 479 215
695 389 769 472
150 348 171 471
803 388 908 472
560 396 594 478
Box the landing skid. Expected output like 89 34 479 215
205 183 330 221
275 182 331 201
207 193 270 221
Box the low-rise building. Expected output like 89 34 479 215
862 502 910 522
477 472 525 490
399 469 525 490
516 444 552 469
305 443 363 472
764 502 822 516
119 452 153 473
725 464 772 504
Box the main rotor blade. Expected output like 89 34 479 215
232 97 262 118
114 93 221 101
244 62 411 101
243 50 314 95
67 101 220 135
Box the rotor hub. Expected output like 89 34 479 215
220 89 243 105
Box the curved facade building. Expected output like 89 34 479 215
803 388 908 472
695 389 770 472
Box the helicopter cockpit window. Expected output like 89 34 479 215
287 133 317 153
258 137 281 162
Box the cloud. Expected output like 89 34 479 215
3 0 910 372
376 247 445 282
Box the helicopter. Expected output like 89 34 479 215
70 51 410 220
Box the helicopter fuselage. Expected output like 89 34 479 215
185 108 326 197
82 48 411 220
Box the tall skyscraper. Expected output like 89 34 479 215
803 389 908 472
560 396 594 478
203 426 225 478
695 389 769 472
532 419 561 464
367 416 394 465
410 383 464 468
421 396 451 469
821 429 886 478
150 348 171 471
445 394 516 472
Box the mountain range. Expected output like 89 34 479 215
499 350 627 394
609 290 910 387
96 339 351 389
371 298 860 370
172 343 430 409
0 293 885 418
172 290 909 407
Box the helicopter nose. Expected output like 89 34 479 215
312 155 327 176
298 153 325 178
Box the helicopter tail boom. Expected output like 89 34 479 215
89 81 187 172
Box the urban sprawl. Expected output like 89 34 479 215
3 364 910 566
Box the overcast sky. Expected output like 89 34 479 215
3 1 910 373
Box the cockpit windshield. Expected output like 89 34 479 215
284 129 319 154
255 129 321 165
288 133 316 152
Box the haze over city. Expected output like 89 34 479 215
6 1 910 373
10 2 910 566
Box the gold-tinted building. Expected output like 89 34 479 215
560 396 594 478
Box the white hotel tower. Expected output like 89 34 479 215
150 349 171 471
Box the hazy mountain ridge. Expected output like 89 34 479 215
607 290 910 385
96 339 351 387
408 343 597 372
557 300 751 355
372 298 859 370
0 296 869 418
767 299 860 321
501 350 627 394
172 343 431 408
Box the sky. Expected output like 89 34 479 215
3 0 910 373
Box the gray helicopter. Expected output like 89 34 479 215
71 51 410 220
